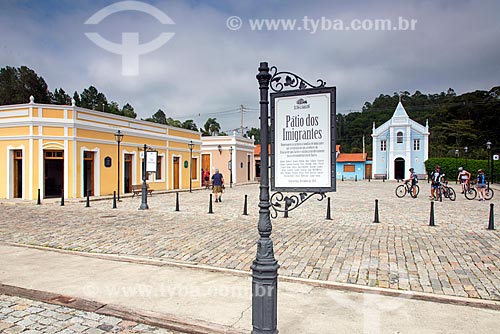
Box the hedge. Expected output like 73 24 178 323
424 158 499 181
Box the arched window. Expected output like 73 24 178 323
396 131 403 143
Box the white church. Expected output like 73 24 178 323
371 101 429 180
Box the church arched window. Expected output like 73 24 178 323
396 131 403 143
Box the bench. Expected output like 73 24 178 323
373 174 387 180
131 184 154 197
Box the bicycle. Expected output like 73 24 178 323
395 180 419 198
465 182 494 200
462 182 477 200
436 181 456 201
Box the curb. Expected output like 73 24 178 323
3 242 499 311
0 284 247 334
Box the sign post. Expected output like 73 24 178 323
139 146 157 210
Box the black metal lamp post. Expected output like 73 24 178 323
188 140 194 192
464 146 468 169
114 130 124 201
229 146 233 188
251 62 279 334
139 144 149 210
486 141 492 188
455 149 459 183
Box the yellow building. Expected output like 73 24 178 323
0 97 201 200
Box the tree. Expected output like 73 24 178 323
121 103 137 118
245 127 260 144
72 91 81 106
107 101 120 114
52 88 71 105
146 109 167 124
181 119 198 131
0 66 51 104
203 118 221 136
80 86 107 110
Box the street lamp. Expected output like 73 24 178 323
229 146 233 188
455 149 459 183
464 146 468 169
486 141 492 188
114 130 124 201
188 140 194 192
139 144 149 210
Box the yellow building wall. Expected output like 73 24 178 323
42 108 65 119
42 127 64 136
0 126 30 136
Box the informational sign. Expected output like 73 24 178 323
146 151 158 173
494 154 499 161
271 87 336 192
104 156 112 168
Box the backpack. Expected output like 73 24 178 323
413 173 418 183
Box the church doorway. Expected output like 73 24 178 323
394 158 405 180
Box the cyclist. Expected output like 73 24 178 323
429 165 442 200
407 168 418 197
476 169 486 201
457 167 471 194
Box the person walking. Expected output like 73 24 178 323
203 168 210 189
211 168 224 202
476 169 487 201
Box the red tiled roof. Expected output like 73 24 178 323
254 144 271 155
337 153 367 162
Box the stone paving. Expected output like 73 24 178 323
0 294 181 334
0 181 499 302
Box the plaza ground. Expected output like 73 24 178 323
0 180 499 332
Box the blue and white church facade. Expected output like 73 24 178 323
371 102 429 180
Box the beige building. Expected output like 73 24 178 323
201 134 255 186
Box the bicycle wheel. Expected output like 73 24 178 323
446 187 456 201
443 187 449 198
410 185 420 198
465 188 477 200
395 185 406 198
485 188 494 200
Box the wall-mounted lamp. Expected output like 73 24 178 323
218 144 222 154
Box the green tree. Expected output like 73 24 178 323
121 103 137 118
107 101 120 114
0 66 51 104
80 86 107 110
245 127 260 144
148 109 167 124
203 117 221 136
181 119 198 131
52 88 71 105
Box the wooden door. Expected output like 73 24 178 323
13 150 22 198
44 150 64 198
124 154 133 193
173 157 180 189
365 164 372 179
83 151 94 196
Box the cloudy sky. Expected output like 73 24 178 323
1 0 499 132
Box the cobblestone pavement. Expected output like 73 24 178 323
0 294 181 334
1 181 499 301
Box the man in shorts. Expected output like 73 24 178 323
429 165 442 200
211 168 224 202
457 167 471 194
476 169 486 201
408 168 418 197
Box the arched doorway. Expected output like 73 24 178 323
394 158 405 180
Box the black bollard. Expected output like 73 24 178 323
355 175 357 182
326 197 332 220
85 190 90 207
175 192 179 212
283 200 289 218
373 199 380 223
60 188 64 206
383 176 385 182
243 194 248 215
488 203 495 230
342 175 344 182
112 191 117 209
208 194 213 214
368 176 370 182
429 201 435 226
37 188 41 205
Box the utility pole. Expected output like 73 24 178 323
240 104 245 135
